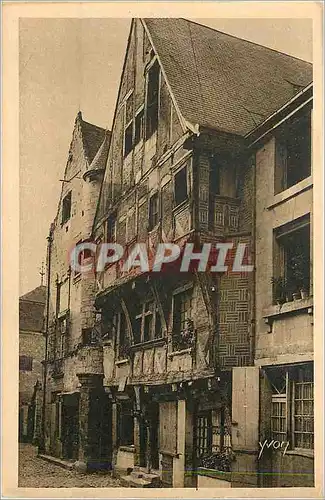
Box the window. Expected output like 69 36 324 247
195 408 231 463
209 157 220 229
81 328 99 346
268 363 314 450
274 216 311 301
118 401 134 446
146 61 159 139
133 300 162 344
124 121 133 157
275 111 311 193
196 412 212 458
271 394 287 442
174 166 188 206
294 366 314 449
118 311 129 359
149 192 159 230
100 310 117 341
58 315 68 358
62 192 72 224
172 287 193 350
19 355 33 371
209 157 220 195
134 109 144 145
107 215 116 243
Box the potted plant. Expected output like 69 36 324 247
199 449 236 474
271 276 287 305
290 251 309 300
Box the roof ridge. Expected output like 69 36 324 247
180 18 312 64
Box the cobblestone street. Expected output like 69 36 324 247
18 444 122 488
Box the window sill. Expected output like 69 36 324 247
168 347 192 358
115 358 129 366
285 448 314 459
263 296 313 320
119 445 135 453
268 176 312 210
148 222 161 234
130 338 166 350
173 199 189 214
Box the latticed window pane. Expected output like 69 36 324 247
294 373 314 449
196 413 212 458
271 395 287 442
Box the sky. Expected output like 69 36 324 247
19 17 313 295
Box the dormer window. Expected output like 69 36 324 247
62 191 72 224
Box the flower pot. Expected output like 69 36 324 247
300 289 309 300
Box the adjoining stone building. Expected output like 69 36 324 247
19 285 46 443
42 112 111 463
42 18 313 488
247 84 314 487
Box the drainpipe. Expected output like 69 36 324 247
251 153 257 366
38 226 54 454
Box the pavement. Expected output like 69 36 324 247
18 443 122 488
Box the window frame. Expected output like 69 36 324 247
118 400 134 447
133 299 162 345
174 165 189 207
148 192 159 230
274 109 312 194
61 191 72 225
172 285 193 351
123 120 133 158
106 214 117 243
145 60 160 140
19 355 33 372
268 363 314 451
134 107 144 146
273 216 311 302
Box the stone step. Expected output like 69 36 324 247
130 470 160 481
120 475 154 488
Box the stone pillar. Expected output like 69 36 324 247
173 399 186 487
133 413 141 467
76 373 104 472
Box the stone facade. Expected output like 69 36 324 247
43 112 111 465
19 285 46 443
231 89 313 487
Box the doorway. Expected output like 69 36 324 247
61 393 79 460
140 402 159 471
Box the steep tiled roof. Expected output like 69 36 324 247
19 286 46 332
88 130 111 171
144 18 312 136
20 285 46 304
78 113 106 163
